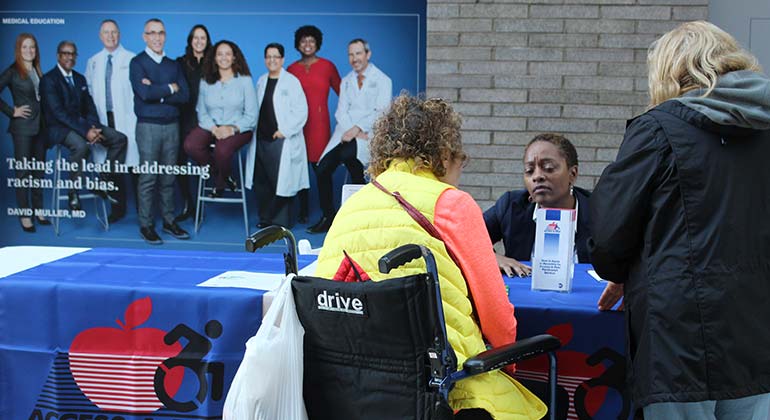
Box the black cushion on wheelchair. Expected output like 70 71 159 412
463 334 561 376
292 274 449 420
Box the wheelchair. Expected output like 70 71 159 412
246 225 561 420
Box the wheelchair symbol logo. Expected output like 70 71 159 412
153 320 225 412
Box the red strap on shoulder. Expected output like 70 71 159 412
370 178 463 269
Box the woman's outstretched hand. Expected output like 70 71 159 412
495 254 532 278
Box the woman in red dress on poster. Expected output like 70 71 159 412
287 25 341 223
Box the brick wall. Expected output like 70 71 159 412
425 0 708 209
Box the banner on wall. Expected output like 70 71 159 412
0 0 426 250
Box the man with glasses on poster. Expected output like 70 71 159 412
129 18 190 244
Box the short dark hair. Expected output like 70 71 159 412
56 40 76 54
264 42 284 58
144 18 163 27
348 38 370 53
525 133 579 167
204 40 251 84
294 25 323 52
100 19 119 30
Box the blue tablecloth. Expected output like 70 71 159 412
0 247 314 420
507 264 628 420
1 250 627 420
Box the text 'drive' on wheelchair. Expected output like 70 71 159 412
246 225 562 420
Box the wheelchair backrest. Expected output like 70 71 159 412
292 274 450 420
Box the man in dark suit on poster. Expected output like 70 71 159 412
40 40 127 220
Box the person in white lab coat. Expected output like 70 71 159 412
85 19 135 222
245 43 308 228
307 38 392 233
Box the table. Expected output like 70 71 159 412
507 264 628 420
0 247 314 420
1 248 624 420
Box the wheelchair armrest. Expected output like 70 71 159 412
462 334 560 376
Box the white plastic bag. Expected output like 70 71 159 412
223 274 308 420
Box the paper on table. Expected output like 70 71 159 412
197 271 284 291
588 270 607 283
0 246 91 279
197 259 318 291
342 184 364 204
298 239 321 255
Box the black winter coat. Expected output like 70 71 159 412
176 55 203 138
589 99 770 407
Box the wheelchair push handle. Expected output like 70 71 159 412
246 225 289 252
379 245 440 289
378 244 425 274
245 225 298 275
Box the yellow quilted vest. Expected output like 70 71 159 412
315 161 546 419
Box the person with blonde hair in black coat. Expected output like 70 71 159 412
590 21 770 419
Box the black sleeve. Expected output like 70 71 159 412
483 191 509 244
0 66 14 118
588 115 671 283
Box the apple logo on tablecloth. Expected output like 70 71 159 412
68 297 184 413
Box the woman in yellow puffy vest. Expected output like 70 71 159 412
315 94 547 420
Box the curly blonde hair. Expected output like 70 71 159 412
368 93 464 178
647 21 761 107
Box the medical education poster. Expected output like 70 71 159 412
0 0 426 251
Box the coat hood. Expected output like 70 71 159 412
675 70 770 130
